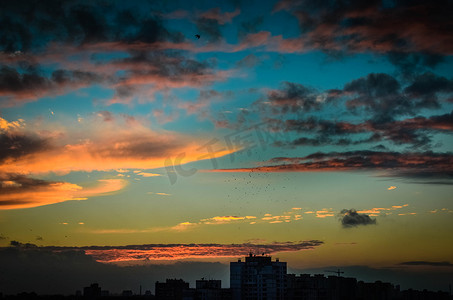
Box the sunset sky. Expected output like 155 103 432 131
1 0 452 294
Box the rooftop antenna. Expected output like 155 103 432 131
324 269 344 277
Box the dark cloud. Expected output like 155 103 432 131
399 261 453 267
325 72 452 122
1 49 219 105
266 109 453 148
0 65 103 105
345 73 400 97
342 73 410 122
0 172 126 210
0 65 50 98
9 240 38 248
275 0 453 55
66 4 110 44
0 174 55 190
0 132 49 162
0 174 62 207
80 240 324 262
213 151 453 184
194 7 240 43
404 72 453 100
275 117 365 136
260 82 321 115
340 209 376 228
366 111 453 146
89 134 188 160
51 69 103 86
0 1 179 53
3 240 324 263
387 52 446 79
195 17 223 43
97 51 226 105
274 136 358 148
255 72 453 141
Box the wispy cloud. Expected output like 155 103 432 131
152 192 171 196
80 241 324 262
0 112 236 176
136 172 161 177
87 208 308 235
315 209 335 218
0 175 127 210
357 204 409 216
399 261 453 267
209 151 453 184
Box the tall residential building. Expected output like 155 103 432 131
230 253 287 300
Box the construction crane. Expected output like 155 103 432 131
324 269 344 277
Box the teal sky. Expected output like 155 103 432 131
0 0 452 293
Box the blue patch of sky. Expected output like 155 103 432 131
435 56 453 77
2 85 113 121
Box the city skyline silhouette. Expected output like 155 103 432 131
0 0 452 298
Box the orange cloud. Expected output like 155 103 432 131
0 113 236 175
357 204 409 216
392 204 409 209
136 172 161 177
80 240 324 263
75 179 127 198
260 211 298 223
200 215 256 224
207 152 453 184
0 117 25 132
87 209 303 235
388 186 397 190
316 209 335 218
0 177 127 210
170 222 198 231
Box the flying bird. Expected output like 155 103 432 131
195 34 200 39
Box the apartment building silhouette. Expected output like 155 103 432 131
230 253 286 300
